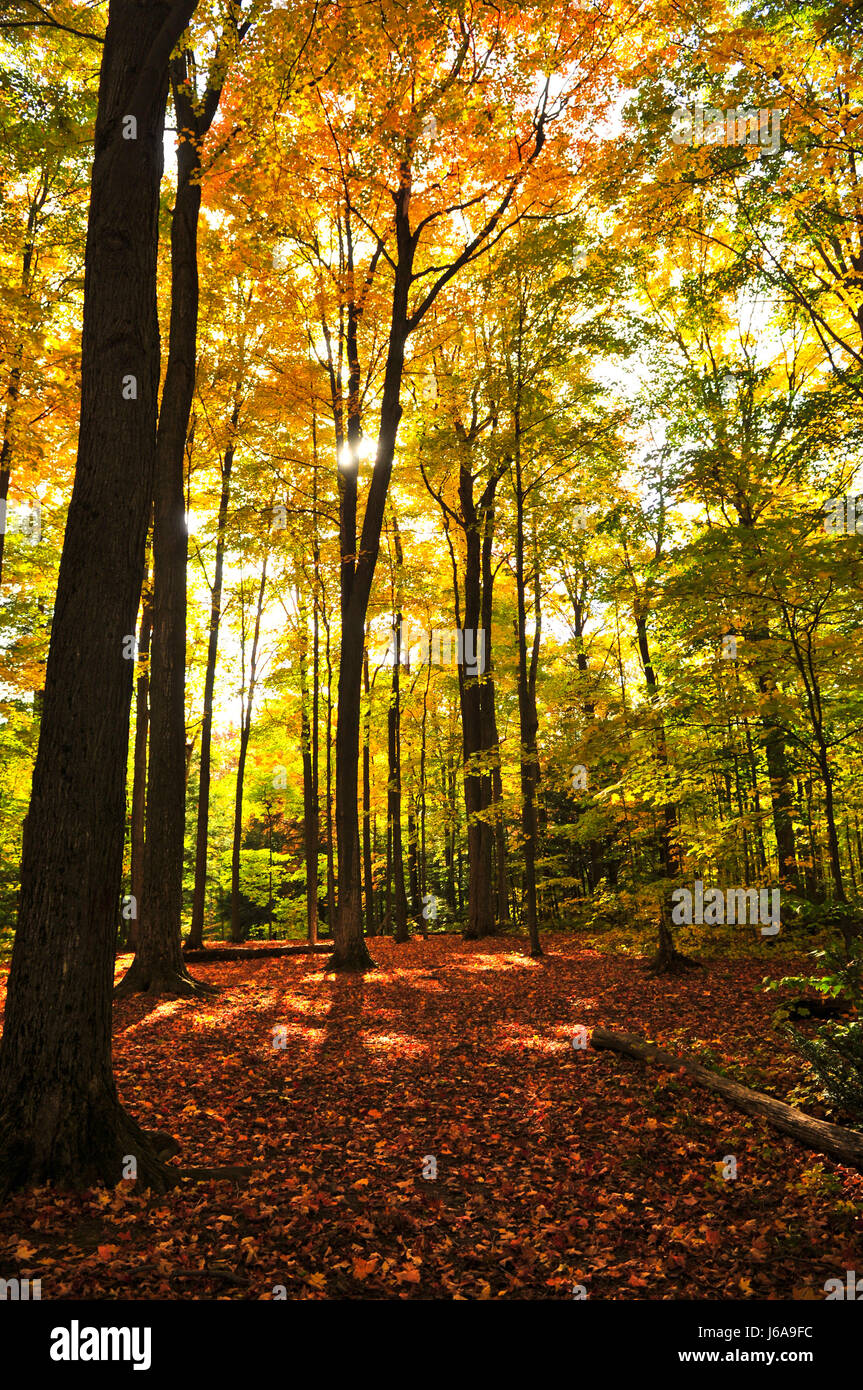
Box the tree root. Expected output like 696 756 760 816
0 1110 177 1197
114 960 220 999
324 942 376 973
644 946 701 976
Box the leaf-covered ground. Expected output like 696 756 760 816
1 934 861 1299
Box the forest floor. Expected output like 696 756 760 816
1 933 861 1299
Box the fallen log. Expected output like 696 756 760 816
591 1027 863 1173
180 943 332 962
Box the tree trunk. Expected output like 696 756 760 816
329 173 417 972
646 901 700 975
514 396 542 958
418 656 431 936
761 692 801 892
0 0 198 1195
634 612 679 882
388 614 410 942
362 639 376 935
118 47 225 996
407 803 420 917
322 603 337 934
481 502 509 930
230 558 268 943
128 575 153 952
299 583 318 944
459 465 495 941
187 427 234 949
0 188 41 590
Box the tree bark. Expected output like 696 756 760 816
388 613 410 941
299 582 318 944
481 502 509 930
0 188 40 590
187 423 234 949
331 261 411 969
459 464 495 940
362 638 376 934
128 574 153 952
0 0 198 1195
634 612 679 881
118 43 230 996
230 557 268 943
513 385 542 958
322 601 337 934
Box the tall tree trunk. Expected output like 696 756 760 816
128 574 153 952
118 45 229 996
230 557 268 942
407 802 420 917
480 499 509 928
387 515 410 941
779 608 845 909
388 614 410 941
0 0 198 1195
734 512 801 890
0 368 21 591
362 638 376 934
424 448 501 940
634 613 678 878
760 687 801 892
331 185 415 971
0 189 41 590
567 572 603 889
743 714 768 873
187 425 234 949
459 465 495 940
418 655 431 935
299 583 318 944
513 372 542 958
311 436 321 938
323 603 337 934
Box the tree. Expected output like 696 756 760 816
0 0 198 1195
118 6 249 995
230 552 269 942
